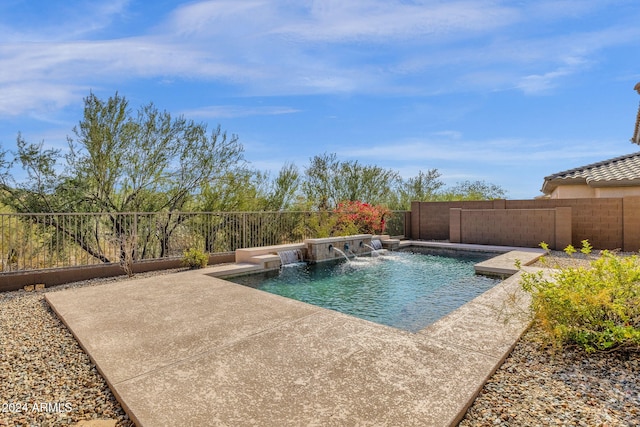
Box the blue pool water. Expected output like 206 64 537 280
229 249 500 332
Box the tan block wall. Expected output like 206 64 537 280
411 197 634 250
458 208 557 248
623 196 640 252
505 198 623 249
410 200 495 240
555 207 572 249
449 208 462 243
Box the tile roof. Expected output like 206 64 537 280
542 151 640 194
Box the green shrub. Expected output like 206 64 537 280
521 250 640 353
563 244 576 257
182 248 208 269
580 239 593 256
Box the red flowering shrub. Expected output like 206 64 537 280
333 201 390 235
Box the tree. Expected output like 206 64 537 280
302 152 341 210
259 163 300 211
394 169 444 209
0 92 246 263
438 180 507 201
271 162 301 211
302 153 400 209
64 92 244 213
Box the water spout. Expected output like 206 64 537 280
331 247 351 263
371 239 383 250
278 249 304 266
364 243 380 257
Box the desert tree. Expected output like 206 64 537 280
0 92 245 263
302 153 400 209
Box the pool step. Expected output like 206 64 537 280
206 263 264 278
474 250 544 277
249 254 281 269
236 243 306 263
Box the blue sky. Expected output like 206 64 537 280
1 0 639 199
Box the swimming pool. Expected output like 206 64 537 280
228 248 501 332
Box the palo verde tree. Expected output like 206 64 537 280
394 168 445 209
0 92 245 263
302 153 400 209
438 180 507 201
299 152 507 210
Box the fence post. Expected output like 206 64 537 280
404 211 411 238
133 212 138 260
242 213 247 249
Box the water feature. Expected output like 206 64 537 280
329 245 351 263
347 248 359 259
278 249 304 266
229 249 500 332
363 243 380 257
371 239 383 250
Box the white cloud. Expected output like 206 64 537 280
182 105 301 119
339 135 624 166
0 82 85 117
271 1 519 42
0 0 132 42
517 69 574 95
0 0 638 117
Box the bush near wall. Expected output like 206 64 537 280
521 248 640 353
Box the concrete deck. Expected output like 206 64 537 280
45 247 538 427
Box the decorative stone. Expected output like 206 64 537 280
74 420 117 427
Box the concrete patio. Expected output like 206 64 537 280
45 246 543 427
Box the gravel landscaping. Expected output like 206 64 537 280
1 264 638 426
459 328 639 426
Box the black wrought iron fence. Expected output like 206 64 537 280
0 211 408 273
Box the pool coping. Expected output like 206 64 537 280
45 243 546 427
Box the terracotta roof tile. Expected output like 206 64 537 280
542 151 640 194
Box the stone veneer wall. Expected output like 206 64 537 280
304 235 373 263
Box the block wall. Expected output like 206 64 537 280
411 200 496 241
411 197 640 250
456 208 557 248
505 198 623 249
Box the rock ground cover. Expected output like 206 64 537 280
459 326 639 426
0 262 638 426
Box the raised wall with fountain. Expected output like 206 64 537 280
234 234 388 268
304 234 373 263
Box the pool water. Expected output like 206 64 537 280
229 249 500 332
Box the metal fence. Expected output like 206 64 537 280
0 211 408 272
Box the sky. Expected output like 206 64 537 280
1 0 639 199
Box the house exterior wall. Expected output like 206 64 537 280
549 184 640 199
595 186 640 198
549 184 595 199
